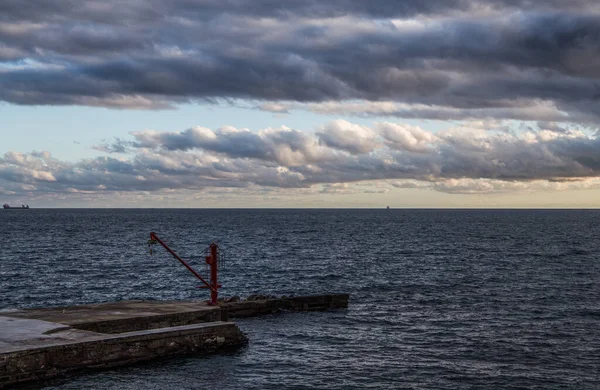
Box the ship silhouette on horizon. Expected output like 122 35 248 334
3 203 29 209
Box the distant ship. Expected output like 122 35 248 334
3 204 29 209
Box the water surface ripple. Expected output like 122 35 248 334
1 209 599 389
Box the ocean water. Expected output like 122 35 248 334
1 209 599 389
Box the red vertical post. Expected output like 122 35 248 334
210 243 218 305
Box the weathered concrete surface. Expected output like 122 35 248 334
0 321 246 388
0 317 102 354
5 300 220 334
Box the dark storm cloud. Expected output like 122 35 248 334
126 125 336 165
1 1 600 121
2 1 598 22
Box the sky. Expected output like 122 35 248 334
1 0 600 208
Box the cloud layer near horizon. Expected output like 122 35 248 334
2 120 600 200
1 0 600 122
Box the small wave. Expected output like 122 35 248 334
576 308 600 318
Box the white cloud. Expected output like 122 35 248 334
378 122 438 153
2 119 600 200
317 119 378 154
256 100 579 123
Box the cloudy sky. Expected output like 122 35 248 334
1 0 600 207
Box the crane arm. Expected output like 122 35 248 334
149 232 216 292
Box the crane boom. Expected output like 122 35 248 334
148 232 220 305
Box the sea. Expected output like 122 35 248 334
1 209 599 389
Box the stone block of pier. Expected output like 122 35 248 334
220 293 350 319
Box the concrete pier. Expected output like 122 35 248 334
0 317 243 387
4 300 221 334
0 294 349 388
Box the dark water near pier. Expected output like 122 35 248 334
1 209 600 389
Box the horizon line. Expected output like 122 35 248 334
3 207 600 210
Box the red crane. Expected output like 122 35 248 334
148 232 222 305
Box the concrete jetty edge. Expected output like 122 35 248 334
0 293 349 388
